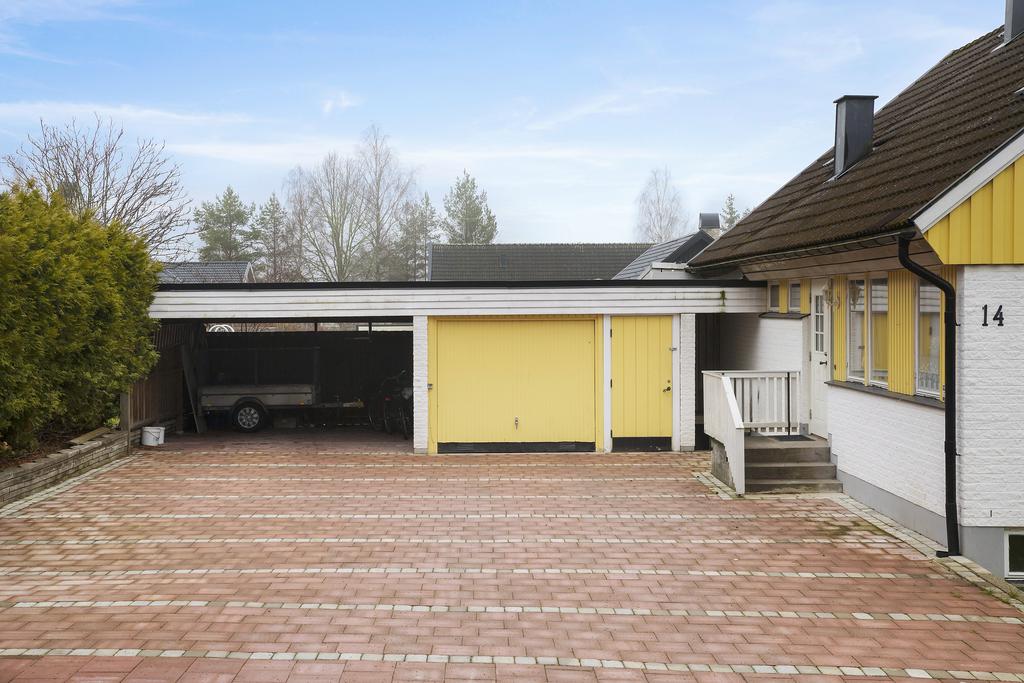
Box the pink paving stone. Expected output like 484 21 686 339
0 431 1020 682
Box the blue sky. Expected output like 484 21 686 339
0 1 1004 244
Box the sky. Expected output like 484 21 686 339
0 0 1005 246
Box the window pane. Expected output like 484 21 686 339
870 278 888 385
848 279 865 380
917 281 941 395
1009 534 1024 574
769 284 780 309
789 284 801 311
813 295 825 353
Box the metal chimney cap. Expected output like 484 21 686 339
833 95 878 104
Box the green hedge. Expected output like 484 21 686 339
0 186 159 453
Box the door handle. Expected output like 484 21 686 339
663 386 671 392
818 361 828 365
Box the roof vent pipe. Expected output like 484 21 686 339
833 95 877 177
1007 0 1024 44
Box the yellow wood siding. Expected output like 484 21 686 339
800 278 811 314
887 271 915 395
611 316 673 438
428 318 598 451
831 277 847 382
925 159 1024 264
778 279 790 313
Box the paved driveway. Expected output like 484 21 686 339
0 433 1022 682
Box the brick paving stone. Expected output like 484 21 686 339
0 431 1022 681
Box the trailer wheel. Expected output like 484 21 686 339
232 402 265 432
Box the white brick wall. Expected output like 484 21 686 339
678 314 696 451
719 314 803 372
957 266 1024 528
829 386 946 517
412 316 428 454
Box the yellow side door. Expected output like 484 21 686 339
611 316 673 445
433 318 596 449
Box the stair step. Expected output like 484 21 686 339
745 479 843 493
745 448 831 464
745 462 837 480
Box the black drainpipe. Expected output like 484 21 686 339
897 233 960 557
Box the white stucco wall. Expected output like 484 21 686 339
412 316 428 454
829 386 946 518
719 314 804 372
957 265 1024 528
679 314 696 451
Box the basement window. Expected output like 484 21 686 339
1008 532 1024 579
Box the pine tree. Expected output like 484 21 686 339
720 193 750 231
251 193 303 282
441 171 498 244
393 193 440 280
195 186 258 262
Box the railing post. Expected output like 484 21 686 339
785 371 791 435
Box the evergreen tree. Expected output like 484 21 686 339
393 193 440 280
195 186 258 262
251 193 303 282
720 193 749 231
441 171 498 244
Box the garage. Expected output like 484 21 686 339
145 280 766 453
428 317 601 453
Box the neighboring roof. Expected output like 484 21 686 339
613 231 714 280
692 26 1024 268
427 243 651 281
158 261 254 284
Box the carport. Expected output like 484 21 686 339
145 280 764 453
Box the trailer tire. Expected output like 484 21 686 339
232 401 266 432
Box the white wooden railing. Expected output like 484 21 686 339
702 370 802 495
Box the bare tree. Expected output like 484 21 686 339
287 154 365 282
635 167 688 243
2 117 192 257
357 126 415 280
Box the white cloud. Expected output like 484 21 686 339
0 101 253 126
321 91 363 115
0 0 140 63
527 84 708 131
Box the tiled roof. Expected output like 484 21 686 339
613 231 714 279
427 243 651 281
692 26 1024 267
158 261 254 284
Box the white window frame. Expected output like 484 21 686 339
768 283 780 311
914 279 942 399
846 273 889 388
1006 530 1024 580
788 282 801 312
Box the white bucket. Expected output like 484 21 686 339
141 426 165 447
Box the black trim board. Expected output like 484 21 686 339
612 437 672 452
158 279 763 292
438 442 595 454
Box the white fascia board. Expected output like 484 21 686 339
913 127 1024 232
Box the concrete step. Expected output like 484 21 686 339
745 479 843 494
745 462 837 480
745 447 831 464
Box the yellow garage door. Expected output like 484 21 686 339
431 318 598 452
611 316 673 449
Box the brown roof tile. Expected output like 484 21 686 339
692 26 1024 267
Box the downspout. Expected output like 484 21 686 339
897 233 960 557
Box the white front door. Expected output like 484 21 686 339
809 279 831 437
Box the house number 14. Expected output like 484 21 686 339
982 304 1004 327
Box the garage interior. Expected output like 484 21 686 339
127 319 414 450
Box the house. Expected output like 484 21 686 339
690 3 1024 579
613 214 729 280
427 243 650 281
158 261 255 284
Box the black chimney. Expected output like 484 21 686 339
833 95 877 177
1007 0 1024 44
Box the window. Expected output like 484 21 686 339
813 294 825 353
789 283 801 312
1008 532 1024 579
768 283 780 310
847 279 866 381
917 281 941 396
870 277 888 386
